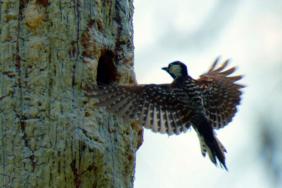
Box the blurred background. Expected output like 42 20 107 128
133 0 282 188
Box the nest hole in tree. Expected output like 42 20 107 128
96 50 117 85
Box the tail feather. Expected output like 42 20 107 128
192 115 228 170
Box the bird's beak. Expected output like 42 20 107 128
162 67 169 72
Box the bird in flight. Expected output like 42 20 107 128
85 57 244 170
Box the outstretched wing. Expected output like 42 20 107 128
85 84 193 135
197 57 245 129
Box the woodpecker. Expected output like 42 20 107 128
85 57 244 170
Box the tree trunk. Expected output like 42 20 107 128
0 0 142 187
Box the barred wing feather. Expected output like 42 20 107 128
197 58 245 129
85 84 193 135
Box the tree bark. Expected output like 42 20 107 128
0 0 142 187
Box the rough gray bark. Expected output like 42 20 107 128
0 0 142 187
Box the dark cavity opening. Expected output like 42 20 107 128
97 50 117 85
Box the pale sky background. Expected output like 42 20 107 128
133 0 282 188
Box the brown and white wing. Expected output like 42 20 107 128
197 58 245 129
85 84 193 135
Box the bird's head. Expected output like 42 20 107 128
162 61 188 79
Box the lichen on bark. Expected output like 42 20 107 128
0 0 141 187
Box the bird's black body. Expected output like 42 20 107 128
86 58 244 170
163 61 227 169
